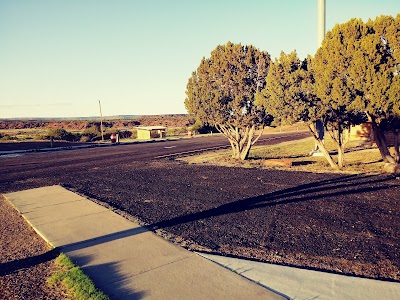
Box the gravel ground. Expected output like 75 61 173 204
0 195 69 299
1 138 399 282
68 162 399 281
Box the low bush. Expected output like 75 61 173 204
91 132 111 141
33 134 47 140
81 127 101 141
47 128 81 142
167 127 187 136
0 134 13 141
79 135 92 142
116 130 133 139
190 123 218 134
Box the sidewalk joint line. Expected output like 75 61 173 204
18 198 84 212
30 210 111 226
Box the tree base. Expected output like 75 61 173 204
309 149 325 157
383 163 399 174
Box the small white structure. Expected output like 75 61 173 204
136 126 166 139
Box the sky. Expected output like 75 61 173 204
0 0 398 118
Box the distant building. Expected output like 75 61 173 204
136 126 166 139
349 123 395 146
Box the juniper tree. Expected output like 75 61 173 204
256 51 341 169
311 19 370 168
185 42 272 160
350 15 400 165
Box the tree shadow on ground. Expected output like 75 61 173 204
63 173 396 251
0 248 147 299
248 154 310 161
292 161 315 166
151 173 394 230
65 253 147 300
49 173 398 296
0 248 59 276
62 227 148 253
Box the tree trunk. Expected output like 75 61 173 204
329 125 346 169
337 144 345 168
394 129 400 163
239 125 254 160
308 123 339 170
239 125 265 160
369 115 396 164
216 124 247 160
337 124 344 169
216 123 263 161
229 139 239 159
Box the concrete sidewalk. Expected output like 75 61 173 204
5 186 283 300
198 253 400 300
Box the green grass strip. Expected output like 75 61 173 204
48 253 110 300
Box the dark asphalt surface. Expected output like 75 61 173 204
1 131 399 281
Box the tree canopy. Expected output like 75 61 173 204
255 51 318 125
256 51 342 169
185 42 272 160
258 15 400 169
184 14 400 169
311 18 370 168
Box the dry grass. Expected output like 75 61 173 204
179 136 387 174
0 128 48 141
48 253 110 300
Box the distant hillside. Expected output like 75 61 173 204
0 115 139 121
0 114 192 130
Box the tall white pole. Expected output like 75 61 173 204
317 0 326 47
312 0 326 156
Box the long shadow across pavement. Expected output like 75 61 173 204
6 173 397 299
62 173 395 253
5 185 283 300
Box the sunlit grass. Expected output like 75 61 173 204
48 253 109 300
179 136 386 174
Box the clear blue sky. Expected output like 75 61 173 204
0 0 398 118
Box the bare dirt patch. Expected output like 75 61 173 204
0 195 70 299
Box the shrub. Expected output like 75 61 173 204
33 134 46 140
191 123 218 134
79 135 92 142
90 132 111 141
0 134 14 141
167 127 187 136
47 128 80 142
116 130 133 139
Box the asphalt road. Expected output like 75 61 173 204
0 131 309 174
1 130 399 281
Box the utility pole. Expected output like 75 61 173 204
98 100 104 142
311 0 326 156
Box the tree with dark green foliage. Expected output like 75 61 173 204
260 15 399 170
312 18 370 168
81 127 101 141
47 128 80 142
349 14 400 166
256 51 343 169
185 42 272 160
